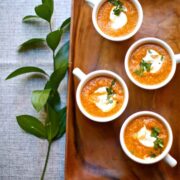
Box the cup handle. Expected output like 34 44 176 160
73 68 87 81
174 54 180 64
163 154 177 167
85 0 98 8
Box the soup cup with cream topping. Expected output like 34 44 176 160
73 68 129 122
125 37 180 90
120 111 177 167
85 0 143 41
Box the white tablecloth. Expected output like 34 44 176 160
0 0 71 179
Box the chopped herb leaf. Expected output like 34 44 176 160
148 49 153 54
161 55 164 61
150 153 156 158
134 69 144 76
109 100 113 104
134 60 152 76
106 79 116 103
140 60 152 72
108 0 125 16
151 127 160 138
154 138 164 149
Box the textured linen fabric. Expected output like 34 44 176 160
0 0 71 179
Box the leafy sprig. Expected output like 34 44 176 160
106 79 116 103
108 0 125 16
6 0 70 179
151 127 160 138
134 60 152 76
151 127 164 150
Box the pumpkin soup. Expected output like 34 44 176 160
124 116 169 160
129 44 172 85
80 76 124 117
97 0 138 37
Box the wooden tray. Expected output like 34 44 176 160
65 0 180 179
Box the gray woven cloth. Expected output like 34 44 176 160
0 0 71 179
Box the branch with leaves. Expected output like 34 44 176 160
6 0 70 179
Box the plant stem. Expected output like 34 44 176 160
49 22 52 32
53 51 55 70
41 141 52 180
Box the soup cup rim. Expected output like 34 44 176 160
76 70 129 122
120 111 173 164
92 0 143 41
124 37 177 90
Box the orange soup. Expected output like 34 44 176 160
129 44 172 85
81 76 124 117
124 116 169 159
97 0 138 37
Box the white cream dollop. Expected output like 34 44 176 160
137 126 156 148
92 87 116 112
143 49 164 73
110 7 127 30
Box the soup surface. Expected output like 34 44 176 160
97 0 138 37
124 116 169 160
129 44 172 85
80 76 124 117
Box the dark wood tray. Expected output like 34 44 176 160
65 0 180 179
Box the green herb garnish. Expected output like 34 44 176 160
151 127 164 149
134 60 152 76
150 153 156 158
148 49 153 54
151 127 160 138
154 138 164 149
108 0 125 16
106 79 116 103
161 55 164 61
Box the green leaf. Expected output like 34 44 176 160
18 38 46 51
35 4 52 22
54 41 69 70
46 30 62 51
151 127 160 138
45 60 68 90
55 107 66 139
47 90 61 112
42 0 54 13
46 104 60 141
5 66 48 80
32 89 52 112
22 15 40 22
60 17 71 33
17 115 46 139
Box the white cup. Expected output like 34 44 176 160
125 37 180 90
120 111 177 167
73 68 129 122
85 0 143 41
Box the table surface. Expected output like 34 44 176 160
0 0 71 179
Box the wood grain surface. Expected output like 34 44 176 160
65 0 180 179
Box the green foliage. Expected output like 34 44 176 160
46 30 62 51
18 38 46 51
17 115 47 139
55 41 69 70
46 104 60 141
55 107 66 139
6 0 71 179
45 60 68 90
32 89 52 112
23 15 40 22
35 4 52 22
60 17 71 33
6 66 47 80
